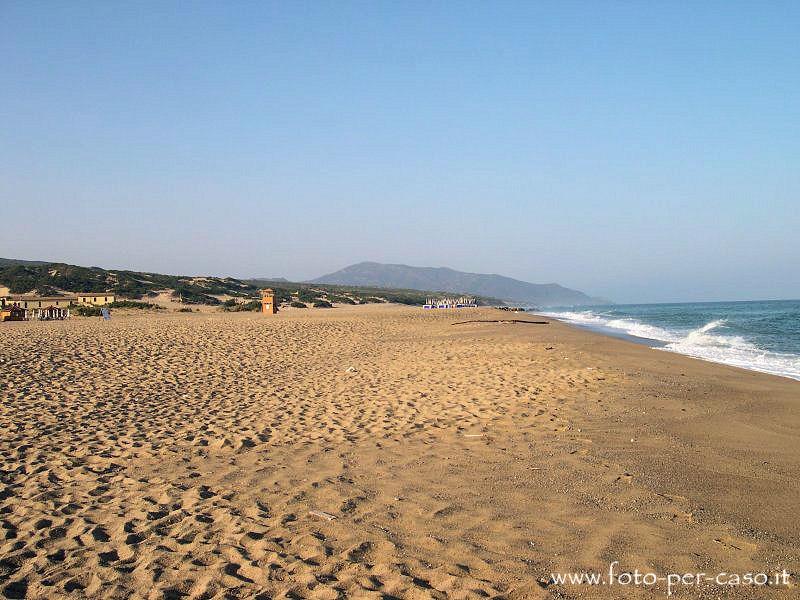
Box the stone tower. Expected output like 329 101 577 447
260 289 277 314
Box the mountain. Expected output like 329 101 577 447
311 262 604 307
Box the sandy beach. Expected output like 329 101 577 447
1 305 797 599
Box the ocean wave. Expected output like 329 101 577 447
543 311 800 381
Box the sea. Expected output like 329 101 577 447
540 300 800 381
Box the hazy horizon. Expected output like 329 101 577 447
4 254 800 306
3 2 799 304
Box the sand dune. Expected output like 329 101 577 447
1 305 797 598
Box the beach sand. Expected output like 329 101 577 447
1 305 797 598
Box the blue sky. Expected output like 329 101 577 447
2 1 798 303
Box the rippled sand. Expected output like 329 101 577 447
1 305 797 598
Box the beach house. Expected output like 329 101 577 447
4 293 114 309
75 293 115 305
8 296 74 310
0 292 114 322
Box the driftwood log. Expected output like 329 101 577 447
451 319 549 326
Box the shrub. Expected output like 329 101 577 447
379 292 427 305
73 305 103 317
177 307 194 313
241 300 262 311
296 290 322 303
313 300 333 308
223 299 261 312
108 300 164 310
290 301 307 308
269 288 293 304
172 286 221 305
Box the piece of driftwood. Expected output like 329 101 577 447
309 510 337 521
451 319 549 326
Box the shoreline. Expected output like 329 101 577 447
540 308 800 383
1 305 798 598
541 316 669 347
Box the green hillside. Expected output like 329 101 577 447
0 260 496 308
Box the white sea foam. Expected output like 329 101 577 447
543 311 800 381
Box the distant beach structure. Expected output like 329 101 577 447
423 296 477 309
75 293 115 306
0 296 71 321
1 293 114 309
0 301 69 321
0 293 114 322
260 289 277 314
0 303 26 322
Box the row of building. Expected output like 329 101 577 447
1 293 115 321
422 296 478 309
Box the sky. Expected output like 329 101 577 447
2 1 798 303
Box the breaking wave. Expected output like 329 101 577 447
543 311 800 381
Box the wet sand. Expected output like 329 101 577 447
1 305 797 598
